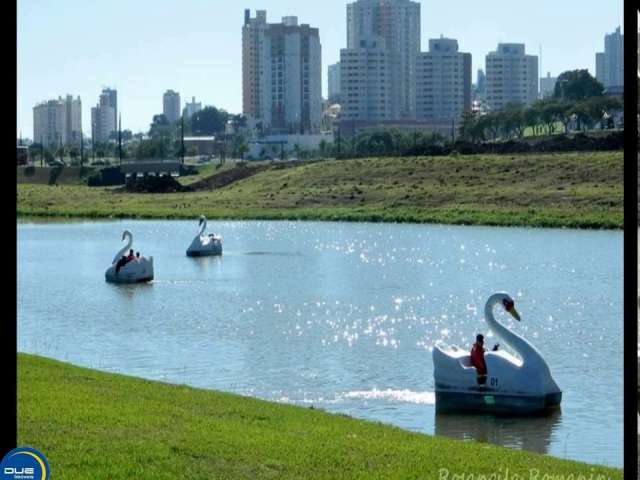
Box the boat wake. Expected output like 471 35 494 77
276 389 435 406
343 389 435 405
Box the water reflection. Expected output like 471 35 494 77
435 410 562 455
188 255 222 274
108 281 154 299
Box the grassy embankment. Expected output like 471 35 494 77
17 151 623 229
18 354 621 479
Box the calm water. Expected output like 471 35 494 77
17 219 623 467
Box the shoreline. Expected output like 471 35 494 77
16 210 623 231
18 353 622 477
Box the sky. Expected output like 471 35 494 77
17 0 624 138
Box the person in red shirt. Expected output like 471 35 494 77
470 334 488 385
126 249 136 262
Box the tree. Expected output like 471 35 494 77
190 106 229 135
524 102 543 136
553 69 604 101
318 139 328 157
459 111 478 142
55 145 66 161
238 143 249 160
149 114 172 138
582 96 622 130
501 104 525 139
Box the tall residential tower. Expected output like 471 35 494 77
242 10 322 135
485 43 538 112
345 0 420 120
416 37 471 122
163 90 181 123
33 95 82 148
595 27 623 92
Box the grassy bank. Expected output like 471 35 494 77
17 152 623 229
18 354 621 479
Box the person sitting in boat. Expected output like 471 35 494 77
136 252 140 261
470 334 488 385
115 255 127 274
470 334 500 385
125 249 136 263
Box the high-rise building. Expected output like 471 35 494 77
328 62 342 104
33 95 82 148
62 95 82 145
242 10 322 134
595 27 623 91
346 0 420 119
485 43 538 112
416 37 471 122
539 72 557 99
163 90 181 124
91 90 116 143
101 88 117 132
595 52 605 85
476 69 486 97
183 96 202 119
339 35 392 122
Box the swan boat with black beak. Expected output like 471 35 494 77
433 293 562 415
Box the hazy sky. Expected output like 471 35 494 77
17 0 623 137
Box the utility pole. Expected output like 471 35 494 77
181 116 185 165
80 130 84 168
41 142 44 167
336 123 341 158
118 114 122 166
451 119 455 143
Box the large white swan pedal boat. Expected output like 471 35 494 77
186 215 223 257
105 230 154 284
433 292 562 415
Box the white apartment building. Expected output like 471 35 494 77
242 10 322 135
485 43 538 112
183 96 202 119
328 62 341 104
346 0 420 119
595 27 623 91
539 72 557 98
416 37 471 122
163 90 181 124
91 90 116 143
33 95 82 148
339 35 392 122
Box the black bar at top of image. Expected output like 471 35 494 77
624 3 639 476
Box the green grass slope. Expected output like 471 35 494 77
17 152 623 229
18 354 621 479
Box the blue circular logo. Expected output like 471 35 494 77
0 447 50 480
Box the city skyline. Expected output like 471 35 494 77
17 0 623 137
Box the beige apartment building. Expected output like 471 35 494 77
416 37 471 122
485 43 538 112
242 9 322 135
33 95 82 148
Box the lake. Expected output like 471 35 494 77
17 219 623 467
